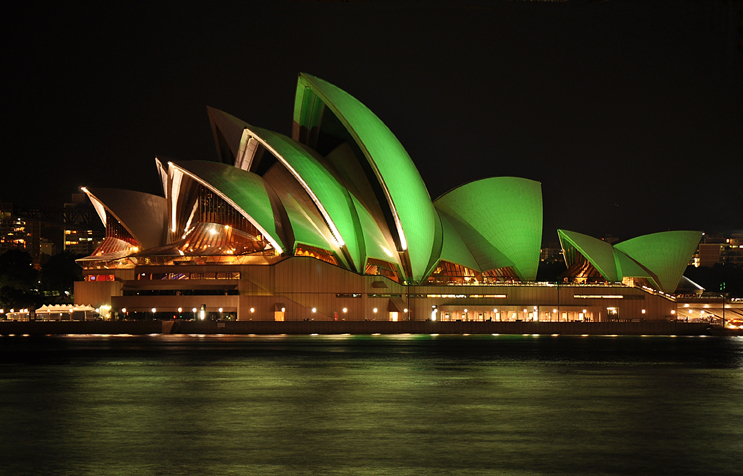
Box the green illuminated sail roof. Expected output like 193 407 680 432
293 73 437 282
557 229 619 282
435 177 542 281
615 231 702 293
168 160 286 254
238 123 366 272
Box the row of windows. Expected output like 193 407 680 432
334 294 509 299
335 294 403 298
137 272 241 280
123 289 239 296
409 294 508 299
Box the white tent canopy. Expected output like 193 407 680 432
35 304 96 314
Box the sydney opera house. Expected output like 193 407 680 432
74 73 702 322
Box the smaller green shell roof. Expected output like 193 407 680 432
615 231 702 293
294 73 437 282
435 177 542 281
558 229 618 282
168 160 285 254
242 124 366 272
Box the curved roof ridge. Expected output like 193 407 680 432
167 160 287 254
557 229 618 282
294 73 437 282
434 176 542 203
238 123 367 272
80 187 167 251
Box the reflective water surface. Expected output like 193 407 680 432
1 334 742 475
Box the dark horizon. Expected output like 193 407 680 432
4 0 742 244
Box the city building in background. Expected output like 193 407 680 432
74 74 705 323
693 233 743 267
0 202 31 254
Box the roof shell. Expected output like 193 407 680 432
294 73 437 282
207 106 246 164
168 160 287 254
615 231 702 293
81 187 167 250
557 229 619 282
434 177 542 281
238 122 366 272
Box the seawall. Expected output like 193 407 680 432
1 320 734 336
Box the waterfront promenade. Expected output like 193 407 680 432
1 320 738 336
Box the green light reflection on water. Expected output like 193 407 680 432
0 334 741 476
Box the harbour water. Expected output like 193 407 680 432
1 334 742 475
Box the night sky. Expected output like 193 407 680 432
5 0 742 245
